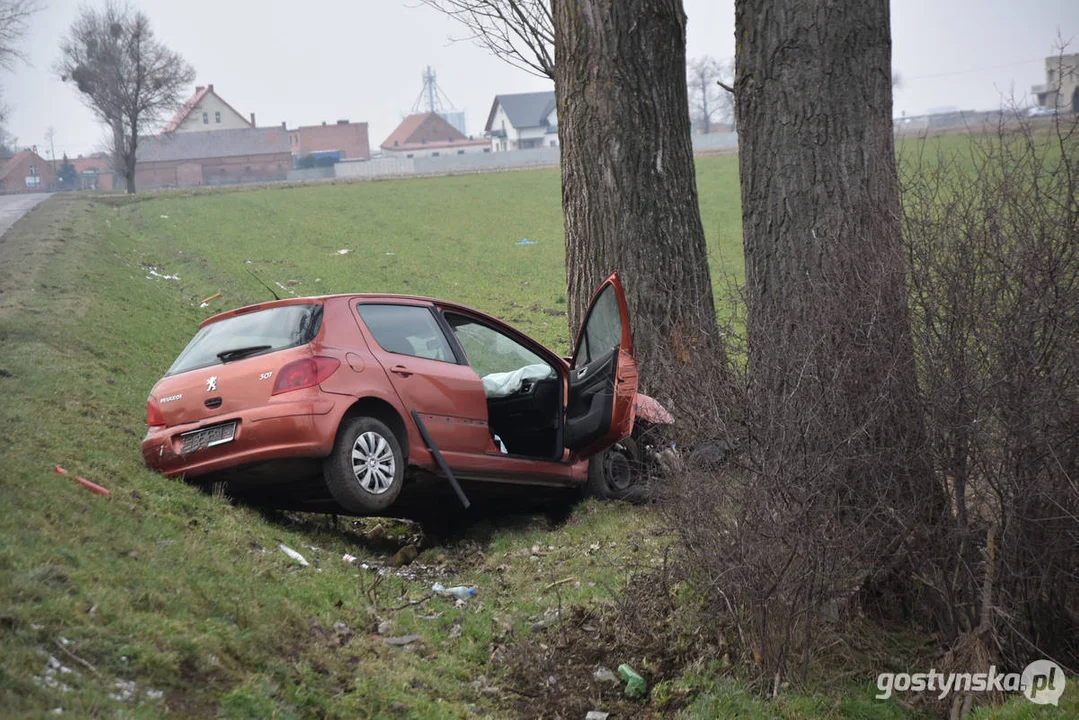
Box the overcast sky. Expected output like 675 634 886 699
3 0 1077 159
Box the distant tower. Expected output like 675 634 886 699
411 66 467 135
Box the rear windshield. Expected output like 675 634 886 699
167 304 323 375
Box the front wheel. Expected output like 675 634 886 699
584 437 643 501
324 416 404 514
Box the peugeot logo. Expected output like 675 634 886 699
206 376 218 392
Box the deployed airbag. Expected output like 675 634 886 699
482 363 555 398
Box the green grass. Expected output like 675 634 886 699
1 153 1074 718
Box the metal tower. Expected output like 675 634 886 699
410 67 468 135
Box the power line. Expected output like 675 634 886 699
903 58 1045 82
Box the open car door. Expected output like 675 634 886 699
564 272 639 459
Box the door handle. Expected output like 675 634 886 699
390 365 413 377
576 366 588 379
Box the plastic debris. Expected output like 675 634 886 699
278 544 309 567
515 238 538 245
432 582 475 600
75 476 110 497
159 215 168 219
146 268 180 280
335 248 351 255
342 553 359 564
585 712 610 720
199 292 222 308
618 664 647 699
593 667 619 685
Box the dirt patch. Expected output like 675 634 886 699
0 195 90 320
497 567 698 719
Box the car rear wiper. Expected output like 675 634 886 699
216 345 272 362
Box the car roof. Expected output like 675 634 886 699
199 293 502 329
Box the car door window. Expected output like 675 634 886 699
445 314 548 377
357 304 455 362
576 284 622 368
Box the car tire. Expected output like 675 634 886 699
584 437 642 502
324 416 405 514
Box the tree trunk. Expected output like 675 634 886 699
734 0 938 537
125 122 137 194
553 0 726 417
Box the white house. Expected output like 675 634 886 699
163 84 256 133
484 91 558 152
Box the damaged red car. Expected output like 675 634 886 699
142 273 671 514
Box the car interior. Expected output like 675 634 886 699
443 313 564 461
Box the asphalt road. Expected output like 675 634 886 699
0 193 51 238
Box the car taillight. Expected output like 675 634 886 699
146 397 166 428
272 357 340 395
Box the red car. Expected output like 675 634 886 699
142 273 668 514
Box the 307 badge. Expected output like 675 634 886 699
259 372 273 381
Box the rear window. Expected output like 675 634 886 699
167 304 323 375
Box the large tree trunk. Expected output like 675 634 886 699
734 0 939 562
553 0 725 416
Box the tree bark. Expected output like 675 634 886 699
553 0 725 413
734 0 935 514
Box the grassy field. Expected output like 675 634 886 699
0 151 1074 718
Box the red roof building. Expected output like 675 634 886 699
380 112 488 158
0 149 57 193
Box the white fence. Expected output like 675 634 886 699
330 133 737 182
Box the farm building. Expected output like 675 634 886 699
286 120 371 163
69 154 115 191
380 112 488 159
0 149 56 193
135 127 291 190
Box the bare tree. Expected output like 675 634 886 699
421 0 554 78
0 0 41 135
55 2 195 194
0 0 39 71
687 55 733 133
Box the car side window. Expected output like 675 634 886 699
444 313 548 378
577 284 622 367
357 304 455 362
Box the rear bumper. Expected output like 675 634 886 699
141 396 339 479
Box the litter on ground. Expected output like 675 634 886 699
278 544 309 567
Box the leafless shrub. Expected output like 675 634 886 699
661 112 1078 710
902 112 1079 679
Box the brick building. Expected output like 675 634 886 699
135 127 290 190
70 153 115 191
0 149 57 193
286 120 370 161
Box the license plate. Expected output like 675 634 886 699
180 422 237 455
